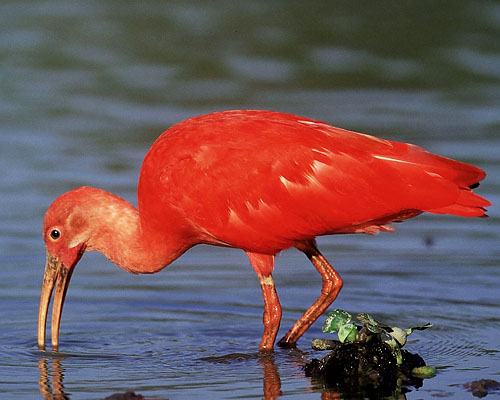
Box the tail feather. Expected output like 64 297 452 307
394 144 490 218
406 144 486 188
426 187 490 217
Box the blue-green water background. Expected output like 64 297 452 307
1 1 499 399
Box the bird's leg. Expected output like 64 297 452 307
278 241 343 348
247 252 282 352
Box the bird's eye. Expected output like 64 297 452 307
50 229 61 240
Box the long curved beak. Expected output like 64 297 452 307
38 253 75 351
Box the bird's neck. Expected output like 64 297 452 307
84 189 191 274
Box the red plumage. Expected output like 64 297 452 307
39 110 490 352
139 110 488 254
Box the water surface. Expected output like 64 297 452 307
1 1 499 399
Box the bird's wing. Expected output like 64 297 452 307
140 111 489 253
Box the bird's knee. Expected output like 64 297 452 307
322 273 343 299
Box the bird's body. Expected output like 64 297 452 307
38 110 490 352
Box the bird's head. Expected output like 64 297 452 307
38 186 144 350
38 187 93 351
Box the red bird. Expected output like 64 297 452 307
38 110 490 352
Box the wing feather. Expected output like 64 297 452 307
139 110 489 253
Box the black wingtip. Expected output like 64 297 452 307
469 182 480 189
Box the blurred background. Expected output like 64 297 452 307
1 1 499 399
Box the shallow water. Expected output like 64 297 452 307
1 1 499 399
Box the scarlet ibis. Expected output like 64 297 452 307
38 110 490 352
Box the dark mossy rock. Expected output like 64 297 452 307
305 340 426 398
464 379 500 398
103 392 145 400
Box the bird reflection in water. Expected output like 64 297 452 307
38 357 70 400
37 353 282 399
36 351 412 399
259 354 282 399
200 352 283 399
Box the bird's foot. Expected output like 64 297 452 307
277 337 297 349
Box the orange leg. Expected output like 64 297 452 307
247 252 282 352
278 241 343 348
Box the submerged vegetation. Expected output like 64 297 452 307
306 309 436 397
321 309 432 366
